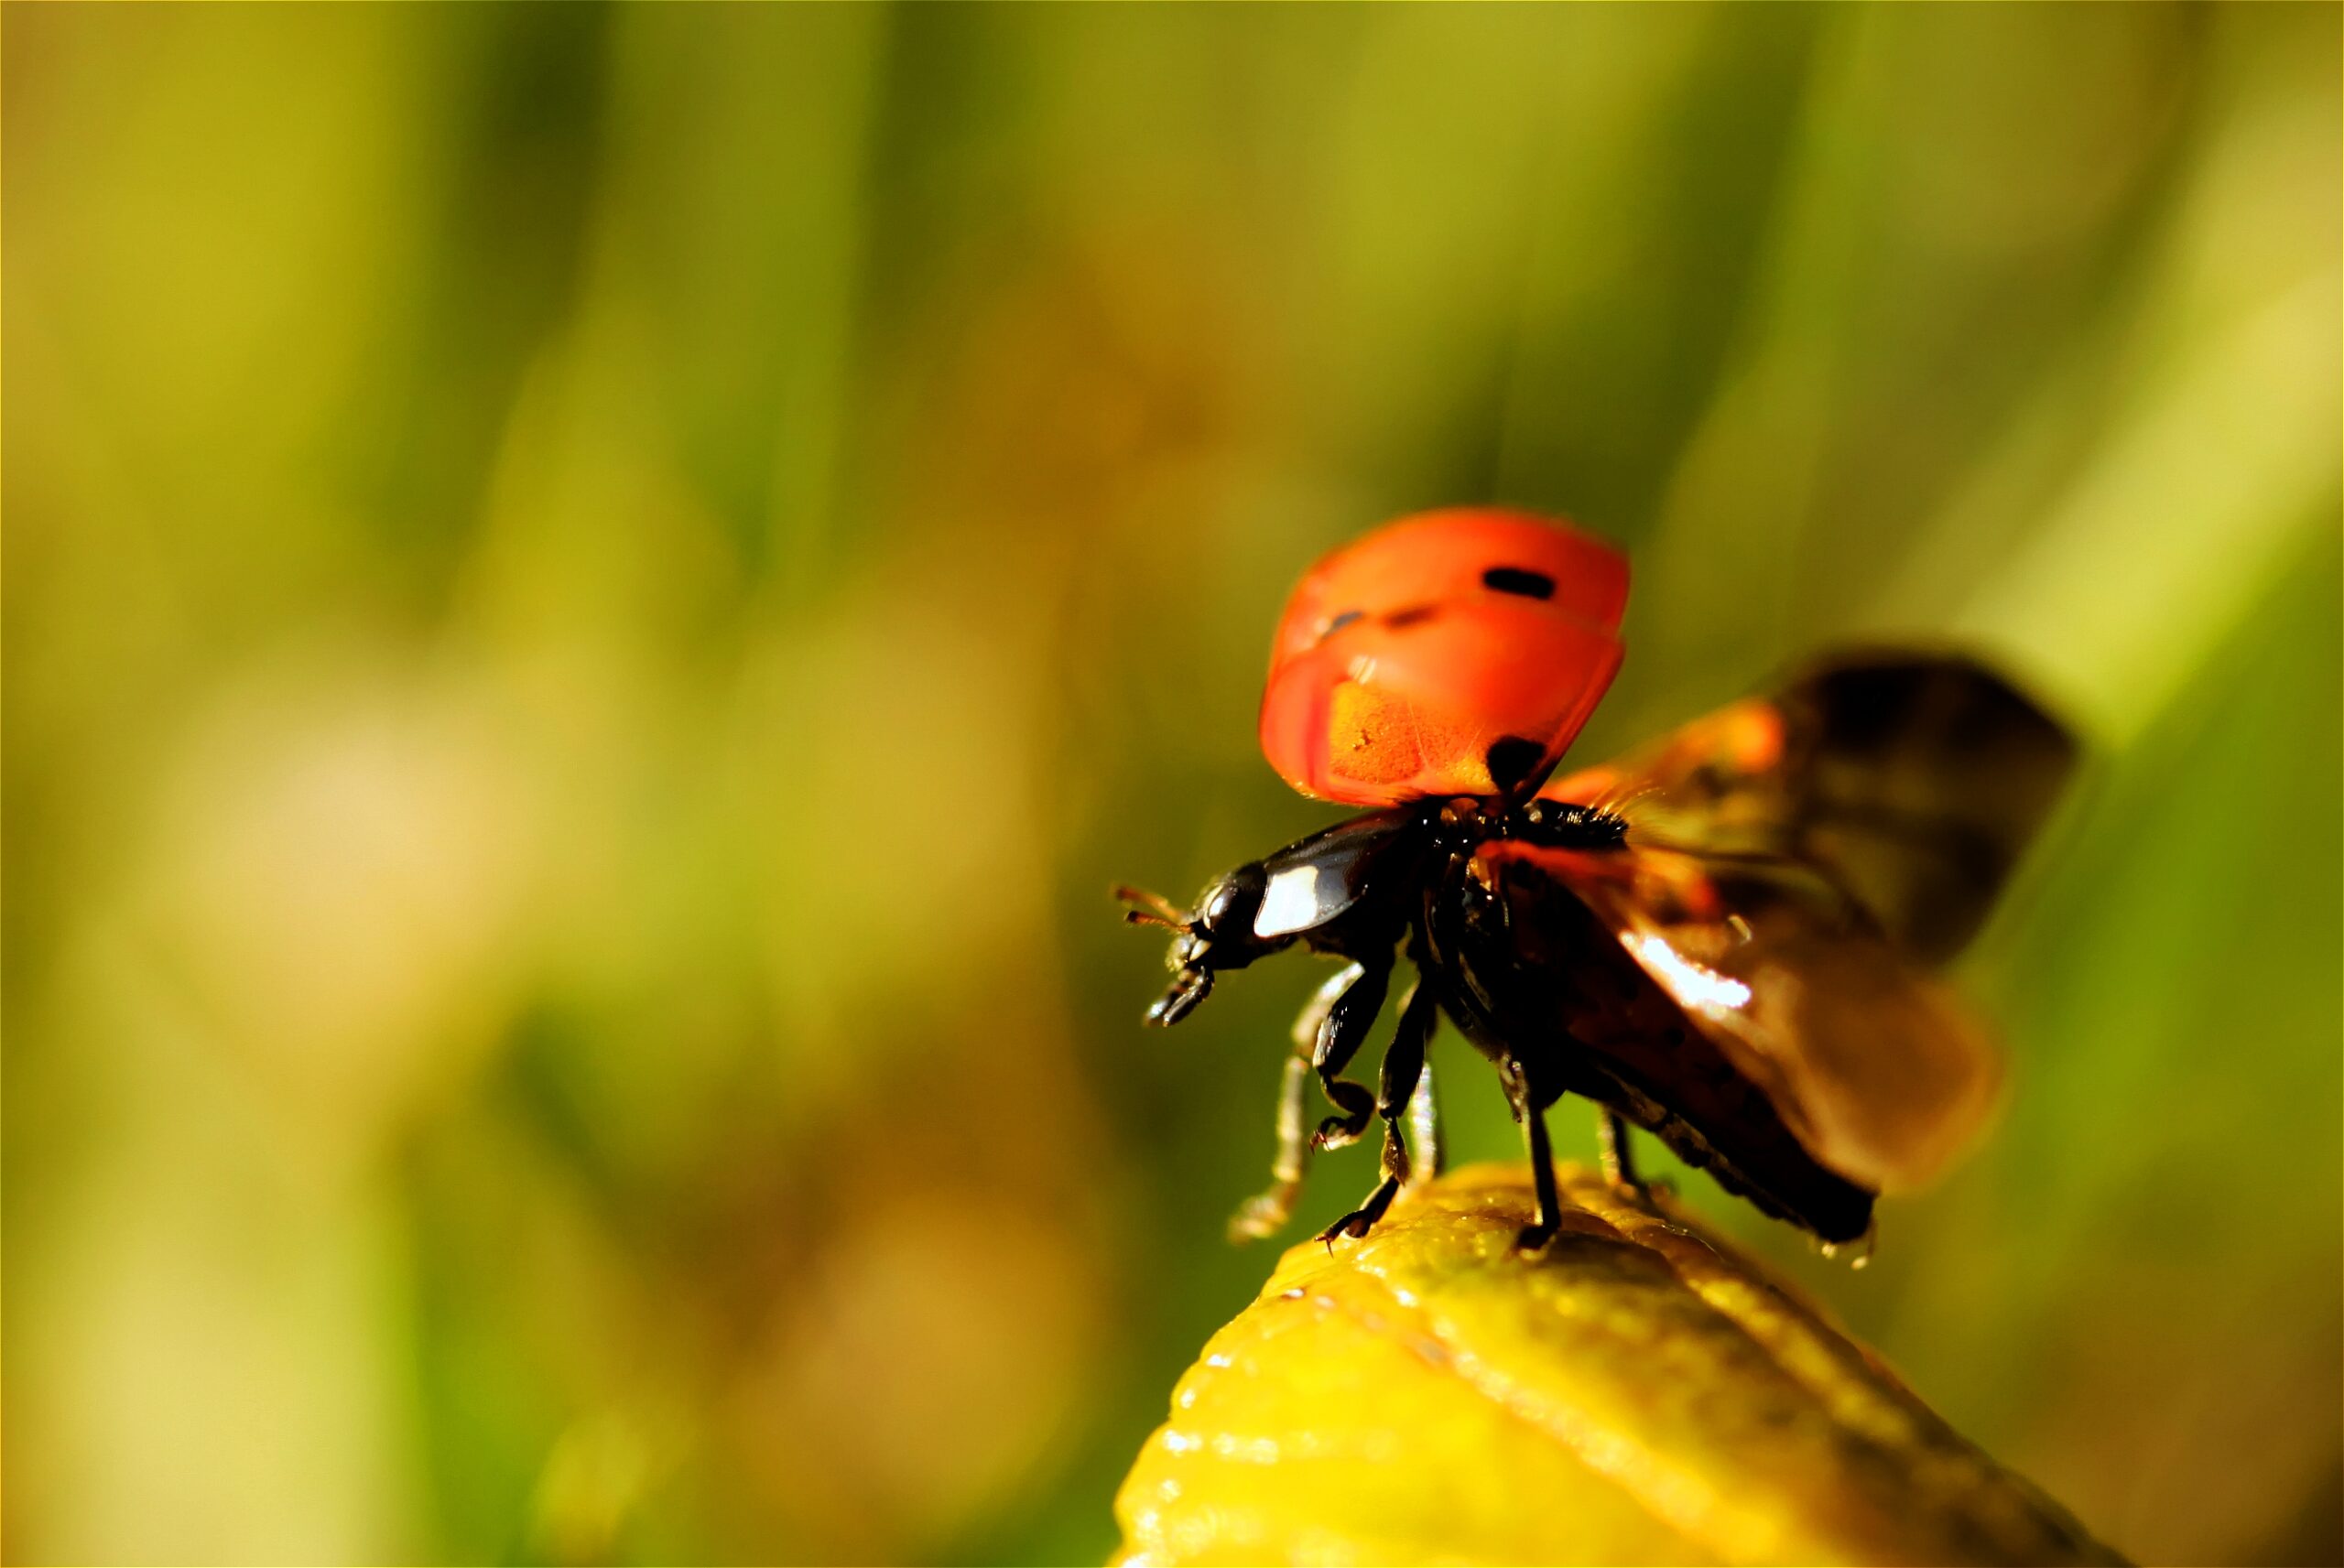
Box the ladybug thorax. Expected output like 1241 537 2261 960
1427 794 1630 853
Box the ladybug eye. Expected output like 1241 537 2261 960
1315 609 1365 643
1199 866 1266 933
1481 566 1557 600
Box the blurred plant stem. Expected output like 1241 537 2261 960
1116 1163 2126 1567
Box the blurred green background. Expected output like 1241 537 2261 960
6 5 2339 1564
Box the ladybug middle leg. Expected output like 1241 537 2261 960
1318 977 1438 1243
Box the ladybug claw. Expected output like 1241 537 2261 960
1514 1220 1557 1255
1317 1175 1402 1246
1312 1113 1368 1152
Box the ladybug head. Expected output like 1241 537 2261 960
1114 866 1268 1025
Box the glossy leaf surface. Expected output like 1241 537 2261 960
1116 1164 2122 1567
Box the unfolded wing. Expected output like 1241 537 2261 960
1502 841 2000 1192
1545 650 2077 964
1519 651 2075 1191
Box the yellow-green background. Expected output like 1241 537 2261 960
7 6 2339 1564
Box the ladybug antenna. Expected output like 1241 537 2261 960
1112 883 1191 932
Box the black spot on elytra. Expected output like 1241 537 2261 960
1484 736 1546 795
1481 566 1556 600
1382 603 1438 629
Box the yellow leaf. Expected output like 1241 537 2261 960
1114 1162 2122 1567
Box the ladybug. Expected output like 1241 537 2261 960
1117 508 2074 1251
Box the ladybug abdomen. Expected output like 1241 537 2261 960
1427 849 1876 1243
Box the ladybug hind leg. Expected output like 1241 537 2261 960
1596 1107 1674 1207
1597 1108 1641 1191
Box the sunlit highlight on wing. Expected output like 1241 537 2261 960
1627 933 1751 1016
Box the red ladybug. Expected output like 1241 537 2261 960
1118 508 2074 1252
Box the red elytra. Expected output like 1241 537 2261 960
1258 509 1630 806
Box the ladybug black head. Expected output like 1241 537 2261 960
1114 864 1269 1026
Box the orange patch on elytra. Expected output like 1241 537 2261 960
1327 682 1490 792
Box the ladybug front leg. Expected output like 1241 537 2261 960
1306 956 1391 1153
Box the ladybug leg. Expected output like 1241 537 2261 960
1517 1107 1562 1254
1396 935 1442 1188
1287 961 1360 1053
1405 1055 1441 1189
1318 979 1438 1243
1596 1108 1674 1206
1597 1108 1642 1191
1307 957 1390 1154
1228 1053 1314 1242
1501 1056 1562 1253
1231 960 1375 1240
